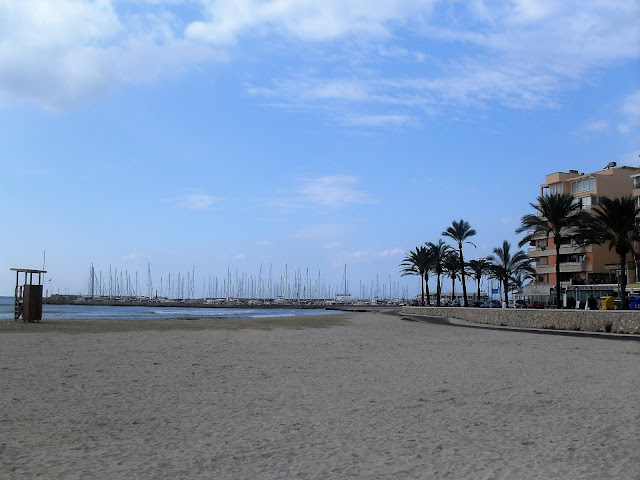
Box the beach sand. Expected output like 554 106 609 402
1 310 638 479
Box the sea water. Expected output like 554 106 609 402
0 296 338 321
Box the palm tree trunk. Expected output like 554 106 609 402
459 245 468 306
555 239 562 308
452 277 456 303
476 278 481 301
436 272 441 307
425 274 431 306
420 274 425 306
503 275 509 305
619 253 629 309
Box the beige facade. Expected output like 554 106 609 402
526 165 640 299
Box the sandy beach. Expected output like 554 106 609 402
1 310 638 479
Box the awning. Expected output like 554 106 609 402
626 283 640 293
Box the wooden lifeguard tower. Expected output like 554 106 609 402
11 268 47 322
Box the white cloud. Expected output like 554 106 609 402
174 193 223 210
582 120 609 134
622 89 640 121
1 0 637 115
244 1 639 114
377 248 404 257
122 252 144 261
340 113 413 127
185 0 436 44
340 248 404 262
296 175 374 207
323 242 344 249
620 150 640 167
0 0 214 109
617 123 630 134
294 224 345 240
613 89 640 136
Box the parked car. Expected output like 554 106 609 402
526 300 545 309
471 300 484 307
513 299 526 309
480 299 502 308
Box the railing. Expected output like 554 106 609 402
14 285 23 321
558 261 592 273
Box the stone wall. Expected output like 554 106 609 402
401 306 640 334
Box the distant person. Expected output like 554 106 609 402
501 300 506 309
588 295 597 310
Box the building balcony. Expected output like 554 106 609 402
535 262 593 274
528 247 551 258
558 244 592 254
534 265 554 274
559 261 592 273
528 244 592 258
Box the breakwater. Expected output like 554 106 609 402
402 306 640 334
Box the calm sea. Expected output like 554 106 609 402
0 296 338 321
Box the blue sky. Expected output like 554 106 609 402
1 0 639 298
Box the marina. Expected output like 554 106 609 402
58 263 411 306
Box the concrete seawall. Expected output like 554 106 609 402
401 306 640 334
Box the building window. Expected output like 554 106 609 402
571 177 595 194
549 184 562 195
634 176 640 189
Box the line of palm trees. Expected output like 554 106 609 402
401 220 533 307
402 193 639 309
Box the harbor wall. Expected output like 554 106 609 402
401 306 640 334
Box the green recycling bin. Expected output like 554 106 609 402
613 297 623 310
600 296 614 310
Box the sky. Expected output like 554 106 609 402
1 0 639 298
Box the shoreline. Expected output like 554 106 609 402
0 312 353 334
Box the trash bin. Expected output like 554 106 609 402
600 296 614 310
628 295 640 310
613 297 623 310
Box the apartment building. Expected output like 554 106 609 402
524 163 640 304
632 170 640 208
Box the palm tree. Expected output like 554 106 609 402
487 240 534 305
511 269 533 295
467 258 491 303
425 239 453 307
443 219 477 306
516 193 588 308
400 246 432 306
580 196 640 309
442 251 460 304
